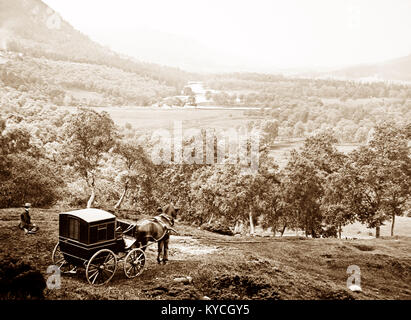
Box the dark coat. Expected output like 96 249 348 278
20 210 31 228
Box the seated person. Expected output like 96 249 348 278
19 203 39 234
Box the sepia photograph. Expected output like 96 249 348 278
0 0 410 306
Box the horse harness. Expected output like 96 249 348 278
152 213 178 235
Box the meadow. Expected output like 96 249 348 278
90 106 257 132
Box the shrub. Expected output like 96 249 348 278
0 255 46 300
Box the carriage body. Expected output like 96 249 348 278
53 208 144 285
58 209 122 265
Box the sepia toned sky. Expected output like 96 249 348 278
43 0 411 71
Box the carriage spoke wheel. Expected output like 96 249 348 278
52 243 76 274
86 249 117 286
124 248 146 278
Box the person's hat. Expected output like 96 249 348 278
24 203 31 208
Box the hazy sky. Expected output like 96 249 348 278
43 0 411 70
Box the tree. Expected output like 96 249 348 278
293 121 305 137
63 108 118 208
260 120 279 148
281 152 323 237
261 178 288 236
183 86 194 96
321 164 357 238
0 121 31 180
187 95 197 106
349 147 390 237
366 122 410 236
300 130 344 174
281 131 345 237
189 151 280 234
0 118 63 207
112 140 151 210
348 121 410 238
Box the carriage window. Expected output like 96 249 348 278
90 226 97 243
68 218 80 241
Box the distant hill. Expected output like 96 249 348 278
99 26 253 74
0 0 190 88
315 55 411 82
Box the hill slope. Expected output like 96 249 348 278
1 208 410 300
321 55 411 82
0 0 191 105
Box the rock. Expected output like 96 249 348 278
201 295 211 300
173 276 193 284
201 222 234 236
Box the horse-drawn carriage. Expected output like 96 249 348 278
52 208 146 286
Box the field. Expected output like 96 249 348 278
90 106 258 133
80 106 361 168
1 208 410 300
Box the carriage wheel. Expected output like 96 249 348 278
86 249 117 286
52 243 76 274
124 248 146 278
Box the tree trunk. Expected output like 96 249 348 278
87 188 95 208
270 221 277 237
391 213 395 237
114 185 127 211
375 225 380 238
338 224 342 239
234 220 242 234
86 175 96 209
281 224 287 237
208 212 214 225
249 209 255 235
233 221 239 234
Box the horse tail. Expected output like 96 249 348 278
134 219 168 245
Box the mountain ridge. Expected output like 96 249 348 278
303 54 411 83
1 0 410 83
0 0 191 88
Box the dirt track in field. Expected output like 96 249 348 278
1 208 410 300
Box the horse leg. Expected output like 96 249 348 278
162 237 169 265
157 240 164 264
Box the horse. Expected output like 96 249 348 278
134 204 179 264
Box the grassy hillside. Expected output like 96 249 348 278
0 53 178 106
1 208 410 300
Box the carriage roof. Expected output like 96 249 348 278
60 208 116 223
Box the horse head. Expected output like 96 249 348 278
157 203 180 226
